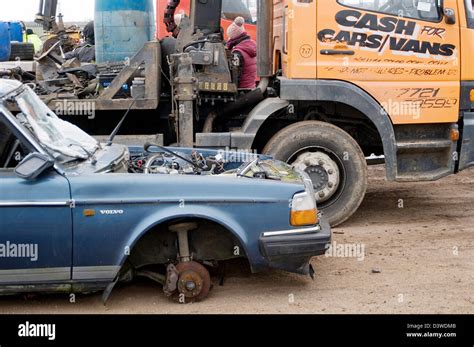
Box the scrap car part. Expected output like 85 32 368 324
167 222 212 302
169 222 197 262
140 144 227 175
135 270 166 285
163 264 179 296
174 261 211 302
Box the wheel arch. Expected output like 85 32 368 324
250 79 398 180
114 207 253 273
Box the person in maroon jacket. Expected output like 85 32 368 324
226 17 257 89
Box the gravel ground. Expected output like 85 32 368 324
1 166 473 314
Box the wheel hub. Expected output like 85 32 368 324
177 270 204 298
305 165 329 191
171 261 211 302
293 151 341 203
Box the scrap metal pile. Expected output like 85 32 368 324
36 43 132 100
1 40 160 112
1 41 136 102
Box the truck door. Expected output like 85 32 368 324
459 0 474 170
317 0 461 125
282 0 317 79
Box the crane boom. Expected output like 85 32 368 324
35 0 59 31
164 0 223 38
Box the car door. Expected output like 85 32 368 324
317 0 461 125
0 134 73 285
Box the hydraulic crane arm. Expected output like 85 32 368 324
164 0 182 38
164 0 223 38
35 0 59 31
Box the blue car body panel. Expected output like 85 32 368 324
0 168 307 286
0 171 72 284
68 173 302 281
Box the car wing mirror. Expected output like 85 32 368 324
15 153 54 180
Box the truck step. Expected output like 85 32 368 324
396 139 453 151
395 168 453 182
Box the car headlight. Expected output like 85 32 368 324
290 191 318 226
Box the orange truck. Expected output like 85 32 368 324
270 0 474 226
155 0 473 226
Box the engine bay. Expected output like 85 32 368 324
129 145 227 175
127 144 302 183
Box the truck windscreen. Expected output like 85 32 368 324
467 0 474 28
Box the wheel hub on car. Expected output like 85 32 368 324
177 269 204 298
171 261 211 302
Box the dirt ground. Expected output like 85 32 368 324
1 166 473 314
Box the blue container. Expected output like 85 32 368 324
9 22 23 42
0 22 11 62
95 0 155 63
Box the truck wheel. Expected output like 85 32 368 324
263 121 367 226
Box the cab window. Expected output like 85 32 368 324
466 0 474 28
337 0 442 22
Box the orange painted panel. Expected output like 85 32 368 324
316 0 461 124
282 0 317 79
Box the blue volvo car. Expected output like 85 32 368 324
0 80 331 302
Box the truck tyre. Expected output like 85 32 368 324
263 121 367 227
9 42 35 61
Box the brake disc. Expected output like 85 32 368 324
173 261 211 303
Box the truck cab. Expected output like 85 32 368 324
250 0 474 225
173 0 473 226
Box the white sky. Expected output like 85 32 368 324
0 0 95 22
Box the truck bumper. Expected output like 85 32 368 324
259 219 331 275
